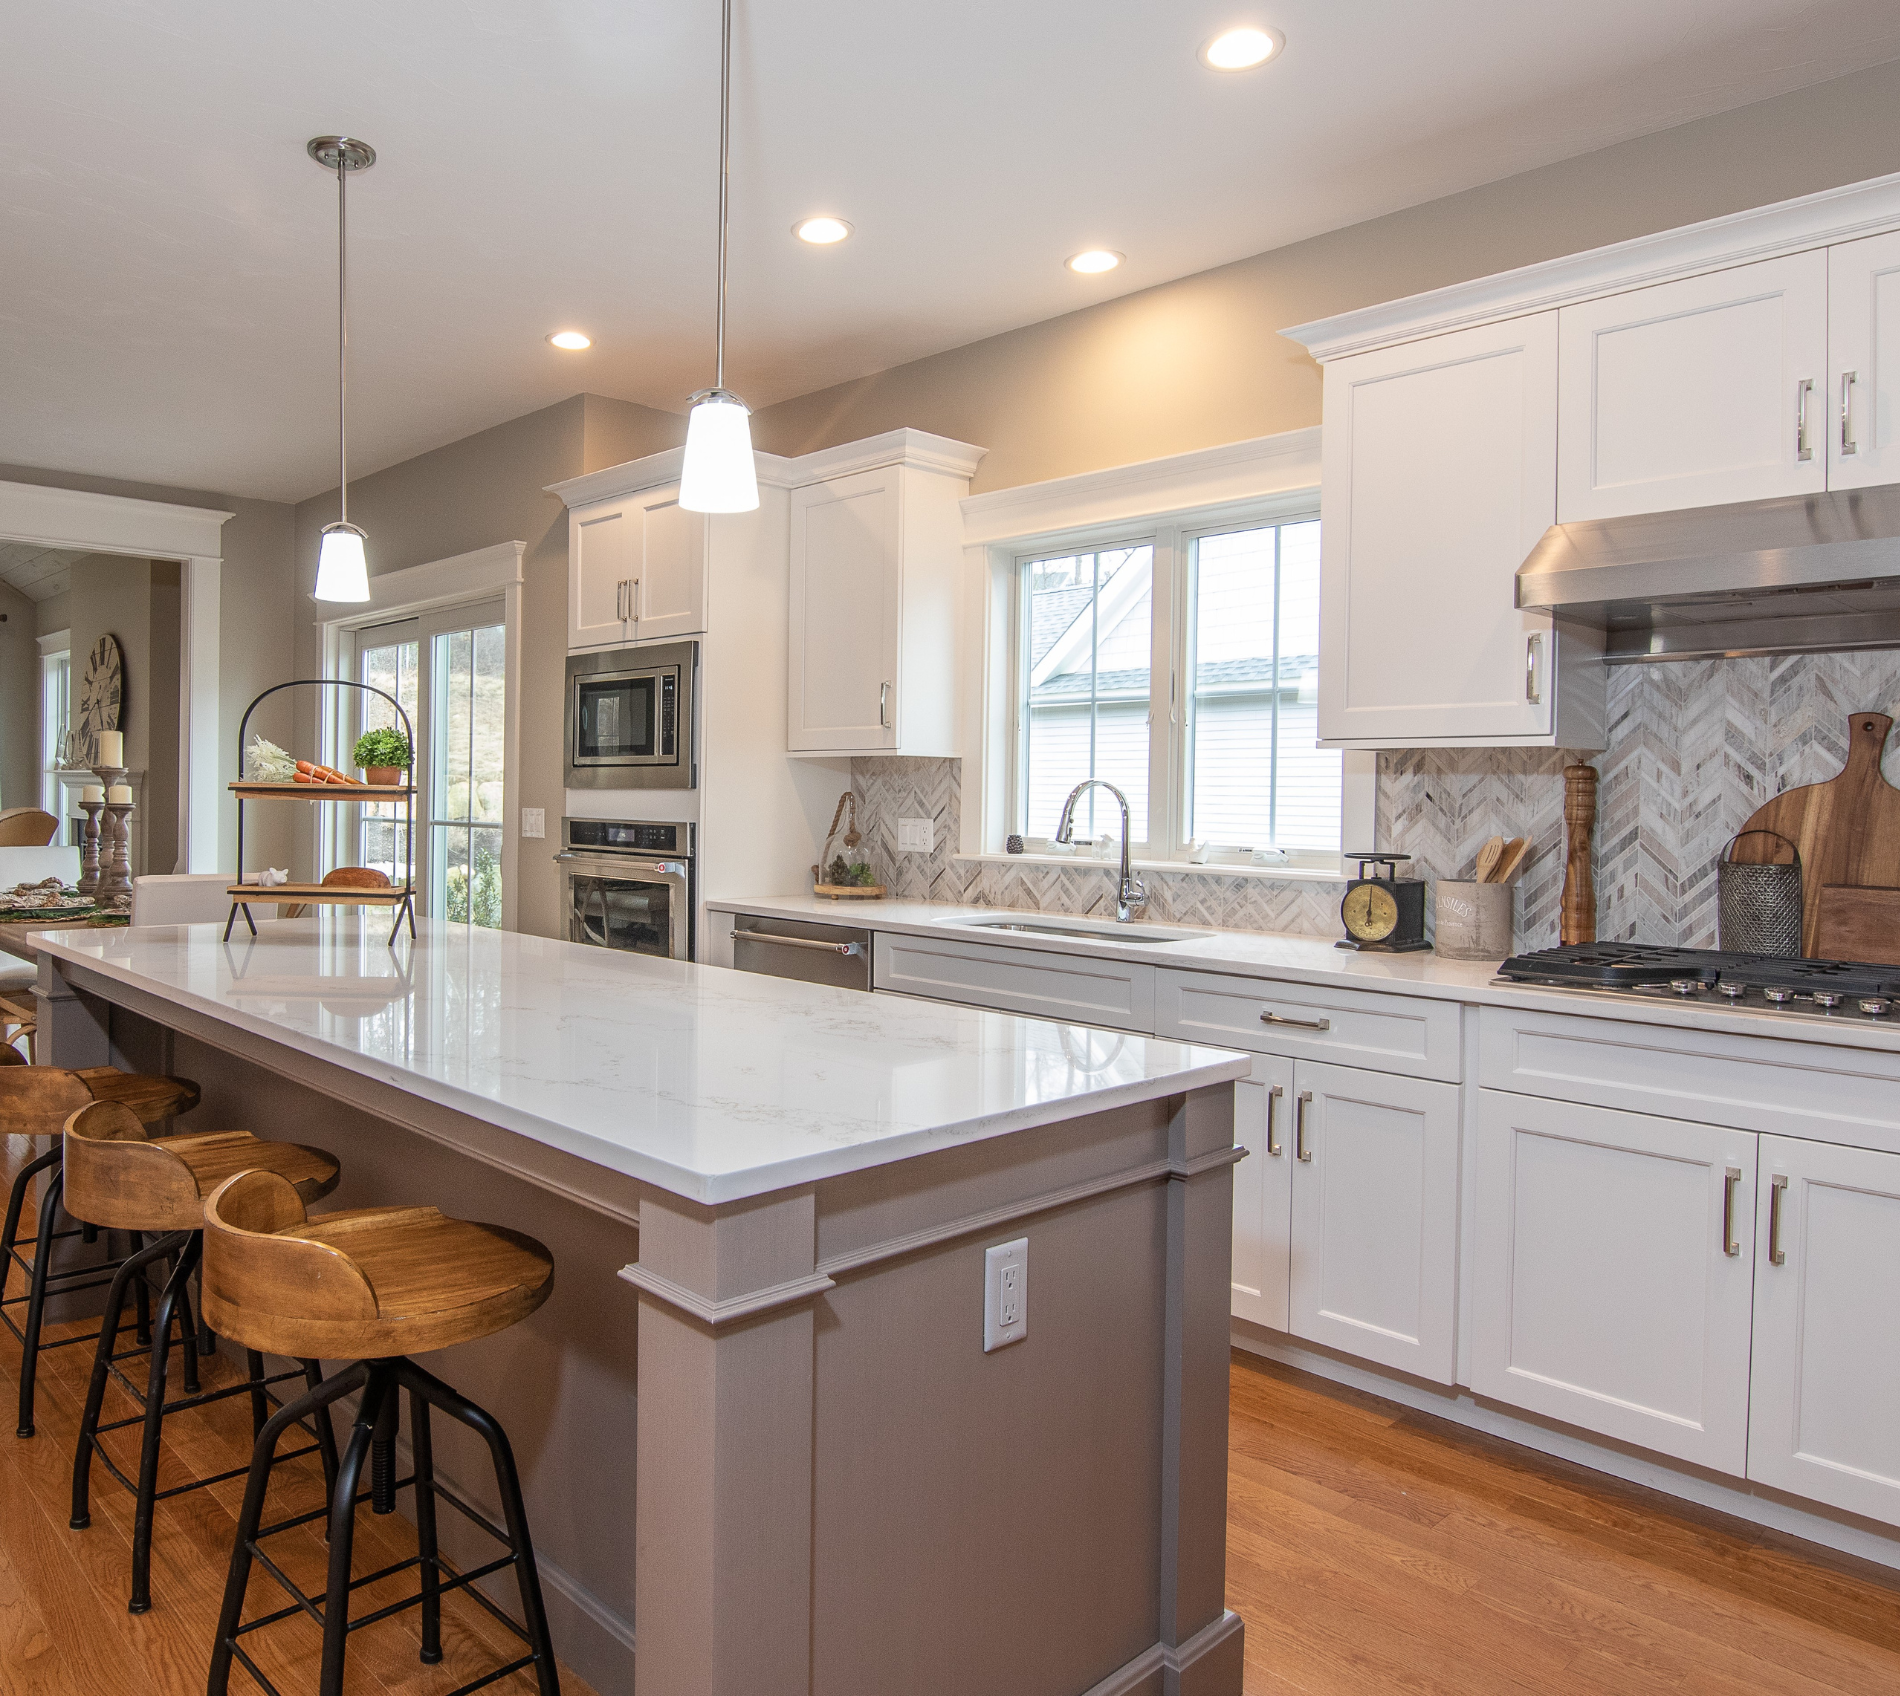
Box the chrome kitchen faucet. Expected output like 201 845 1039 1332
1054 780 1148 922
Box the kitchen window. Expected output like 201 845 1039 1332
1009 513 1347 866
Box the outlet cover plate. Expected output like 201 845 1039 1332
897 816 934 853
984 1237 1028 1351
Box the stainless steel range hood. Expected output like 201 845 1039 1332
1515 485 1900 663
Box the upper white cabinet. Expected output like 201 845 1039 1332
568 481 708 650
1557 252 1829 522
1829 229 1900 490
1318 314 1600 748
787 435 983 755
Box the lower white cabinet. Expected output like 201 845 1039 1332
1470 1090 1756 1473
869 932 1155 1032
1230 1053 1294 1332
1748 1135 1900 1528
1286 1060 1461 1383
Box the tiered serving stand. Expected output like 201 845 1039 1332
225 680 417 945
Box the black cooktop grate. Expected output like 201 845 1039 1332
1496 942 1900 994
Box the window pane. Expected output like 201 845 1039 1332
357 636 418 880
1188 520 1339 851
430 623 505 927
1023 545 1151 840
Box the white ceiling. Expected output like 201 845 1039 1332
4 1 1899 503
0 543 87 603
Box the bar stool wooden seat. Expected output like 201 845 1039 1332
202 1169 559 1696
63 1100 343 1614
0 1056 202 1436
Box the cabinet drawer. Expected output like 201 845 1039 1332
871 933 1154 1033
1154 970 1461 1082
1477 1005 1900 1152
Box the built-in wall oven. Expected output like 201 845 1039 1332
564 640 698 789
557 819 695 960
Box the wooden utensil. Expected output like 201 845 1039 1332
1474 836 1506 883
1493 836 1531 885
1813 885 1900 964
1562 766 1597 944
1729 713 1900 957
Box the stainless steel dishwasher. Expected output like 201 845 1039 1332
728 914 872 991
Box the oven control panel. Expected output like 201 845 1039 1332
564 818 693 857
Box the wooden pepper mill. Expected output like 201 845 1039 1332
1561 763 1597 945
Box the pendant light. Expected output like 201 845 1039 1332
309 135 377 601
679 0 759 514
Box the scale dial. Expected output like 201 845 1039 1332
1340 882 1399 943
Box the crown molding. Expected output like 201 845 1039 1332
0 478 233 560
1283 170 1900 362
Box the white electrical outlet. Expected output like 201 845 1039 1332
983 1237 1028 1352
521 808 546 840
897 816 934 853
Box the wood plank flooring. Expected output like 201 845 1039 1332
1228 1350 1900 1695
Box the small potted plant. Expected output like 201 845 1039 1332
352 727 413 788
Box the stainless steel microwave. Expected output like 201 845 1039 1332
564 640 698 790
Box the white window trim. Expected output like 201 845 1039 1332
38 631 72 821
958 430 1372 876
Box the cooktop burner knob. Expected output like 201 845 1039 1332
1812 991 1843 1009
1717 982 1747 1000
1860 998 1892 1017
1763 987 1797 1005
1669 979 1702 996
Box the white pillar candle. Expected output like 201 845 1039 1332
96 730 124 766
81 785 104 803
106 784 132 803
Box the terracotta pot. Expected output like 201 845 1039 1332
365 766 406 788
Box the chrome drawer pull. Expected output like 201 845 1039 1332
1768 1173 1788 1266
1260 1011 1330 1032
1722 1164 1742 1257
1294 1090 1314 1163
730 929 862 957
1265 1083 1284 1157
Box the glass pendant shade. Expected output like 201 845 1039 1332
315 521 371 602
679 389 759 513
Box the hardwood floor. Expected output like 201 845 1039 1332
0 1137 597 1696
1228 1350 1900 1695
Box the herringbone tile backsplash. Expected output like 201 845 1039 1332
850 651 1900 949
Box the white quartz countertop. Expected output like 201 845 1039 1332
708 893 1900 1054
32 917 1249 1204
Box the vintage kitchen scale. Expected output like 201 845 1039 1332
1337 852 1430 953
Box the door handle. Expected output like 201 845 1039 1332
1796 378 1814 462
1842 371 1859 457
879 681 892 730
1525 633 1543 705
1768 1173 1788 1266
1260 1010 1330 1032
1264 1083 1284 1157
1294 1090 1314 1163
1722 1164 1742 1257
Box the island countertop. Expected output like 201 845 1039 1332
30 916 1248 1204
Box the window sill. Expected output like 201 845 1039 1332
954 852 1351 884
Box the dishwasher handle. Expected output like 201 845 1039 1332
731 929 864 958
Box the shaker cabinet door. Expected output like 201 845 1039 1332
1470 1090 1756 1473
570 501 635 649
788 469 902 751
1557 251 1828 521
1828 230 1900 491
631 484 708 640
1231 1052 1295 1332
1748 1135 1900 1528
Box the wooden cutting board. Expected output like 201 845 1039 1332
1731 712 1900 958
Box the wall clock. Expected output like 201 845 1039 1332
76 634 123 762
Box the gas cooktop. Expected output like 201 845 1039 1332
1495 943 1900 1020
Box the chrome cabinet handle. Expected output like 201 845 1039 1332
1796 378 1814 462
730 929 863 957
615 580 625 621
1768 1173 1788 1266
1260 1010 1330 1032
1842 371 1859 457
1264 1083 1284 1157
629 576 640 621
1722 1164 1742 1257
1525 633 1543 705
1294 1090 1314 1163
879 681 892 730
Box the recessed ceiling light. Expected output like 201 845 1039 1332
793 216 853 245
1200 25 1283 70
1066 249 1124 275
547 330 592 350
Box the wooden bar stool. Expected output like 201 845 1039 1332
0 1055 202 1436
201 1169 559 1696
63 1100 344 1614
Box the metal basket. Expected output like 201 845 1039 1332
1717 829 1802 957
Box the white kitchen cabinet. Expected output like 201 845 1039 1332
1286 1060 1461 1383
1748 1135 1900 1529
1318 313 1600 748
1828 230 1900 490
870 931 1155 1032
1557 251 1829 522
1470 1090 1756 1473
786 435 980 756
1231 1053 1294 1332
568 483 707 651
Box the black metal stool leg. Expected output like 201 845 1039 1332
130 1230 152 1348
171 1249 201 1396
0 1144 55 1311
408 1384 442 1664
302 1359 340 1501
70 1230 180 1530
320 1365 397 1696
17 1165 64 1438
246 1349 269 1439
128 1231 199 1613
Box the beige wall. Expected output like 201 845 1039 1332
753 55 1900 493
0 580 35 813
291 393 683 933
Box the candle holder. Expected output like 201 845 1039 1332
77 801 104 901
95 802 136 914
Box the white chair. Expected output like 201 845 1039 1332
131 873 280 928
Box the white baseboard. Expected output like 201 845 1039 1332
1232 1321 1900 1576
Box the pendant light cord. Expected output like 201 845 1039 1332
715 0 732 391
337 155 349 526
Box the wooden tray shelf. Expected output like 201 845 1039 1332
227 884 413 906
229 782 413 799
